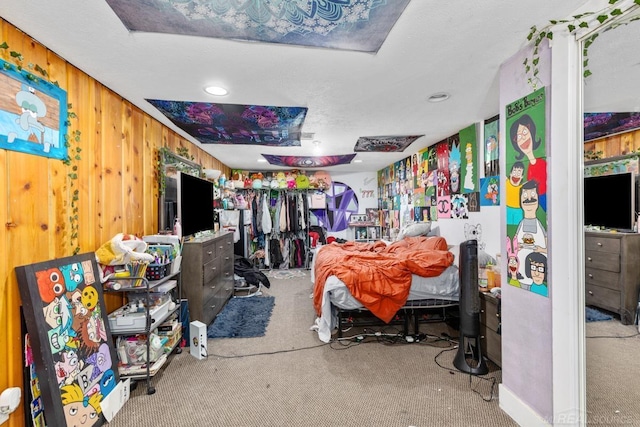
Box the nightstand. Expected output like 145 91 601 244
479 291 501 367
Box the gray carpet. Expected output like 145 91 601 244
107 271 639 426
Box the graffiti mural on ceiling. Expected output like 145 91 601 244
105 0 411 53
262 154 356 168
310 181 358 232
584 112 640 141
354 135 423 152
146 100 307 146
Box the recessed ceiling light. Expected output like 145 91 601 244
353 159 363 163
257 158 267 163
204 86 228 96
428 92 450 103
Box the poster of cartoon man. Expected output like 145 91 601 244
505 87 548 297
0 58 68 160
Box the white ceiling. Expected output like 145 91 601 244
1 0 615 172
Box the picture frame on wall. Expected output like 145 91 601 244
0 58 68 160
15 253 119 427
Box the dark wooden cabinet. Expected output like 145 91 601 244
182 232 234 325
479 291 501 367
585 232 640 325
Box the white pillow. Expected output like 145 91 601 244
397 222 432 240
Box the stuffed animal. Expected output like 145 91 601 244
286 172 296 189
276 172 287 189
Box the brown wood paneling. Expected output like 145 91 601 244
0 18 231 427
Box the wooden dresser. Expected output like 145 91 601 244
182 232 234 325
585 232 640 325
479 291 501 367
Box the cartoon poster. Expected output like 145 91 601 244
15 253 119 426
0 58 68 160
451 194 469 219
436 141 450 197
459 124 478 193
449 137 462 195
505 87 548 297
484 115 500 177
480 176 500 206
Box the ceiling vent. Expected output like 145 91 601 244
301 132 315 140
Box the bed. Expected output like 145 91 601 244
310 234 461 343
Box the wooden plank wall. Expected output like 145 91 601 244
584 128 640 160
0 20 230 427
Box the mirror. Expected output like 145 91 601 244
582 16 640 423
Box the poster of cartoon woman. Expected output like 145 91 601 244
459 124 478 193
484 115 500 177
506 87 547 212
15 253 119 426
505 87 548 298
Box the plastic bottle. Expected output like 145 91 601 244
173 217 182 239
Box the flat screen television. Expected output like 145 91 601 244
584 172 636 231
177 172 215 237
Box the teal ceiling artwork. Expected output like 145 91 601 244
105 0 411 53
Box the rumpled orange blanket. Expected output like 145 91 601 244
313 236 454 323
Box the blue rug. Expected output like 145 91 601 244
207 296 275 338
586 306 613 322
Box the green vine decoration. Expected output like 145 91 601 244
524 0 640 89
584 149 603 160
176 145 194 160
157 146 171 196
1 41 82 255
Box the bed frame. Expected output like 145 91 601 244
335 298 459 338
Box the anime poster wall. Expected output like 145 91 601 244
505 87 548 297
15 253 118 427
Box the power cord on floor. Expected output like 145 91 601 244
586 331 639 339
208 342 330 359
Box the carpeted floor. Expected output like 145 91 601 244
107 270 640 426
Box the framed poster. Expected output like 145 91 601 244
15 253 119 427
0 58 68 160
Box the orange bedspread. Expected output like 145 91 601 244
313 236 454 323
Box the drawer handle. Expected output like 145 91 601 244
480 309 485 313
588 273 593 278
207 251 213 255
211 266 217 271
210 304 216 309
587 257 592 262
211 285 217 289
219 246 223 250
588 290 593 295
597 242 603 246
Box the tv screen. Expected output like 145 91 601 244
584 172 635 231
178 172 215 238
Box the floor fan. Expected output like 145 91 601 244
453 239 489 375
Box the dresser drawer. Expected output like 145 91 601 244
203 286 232 325
479 294 500 333
203 257 221 284
585 250 620 272
201 241 217 265
216 233 234 256
480 323 502 367
586 284 620 312
585 236 621 254
585 267 620 291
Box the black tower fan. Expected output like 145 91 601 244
453 239 489 375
